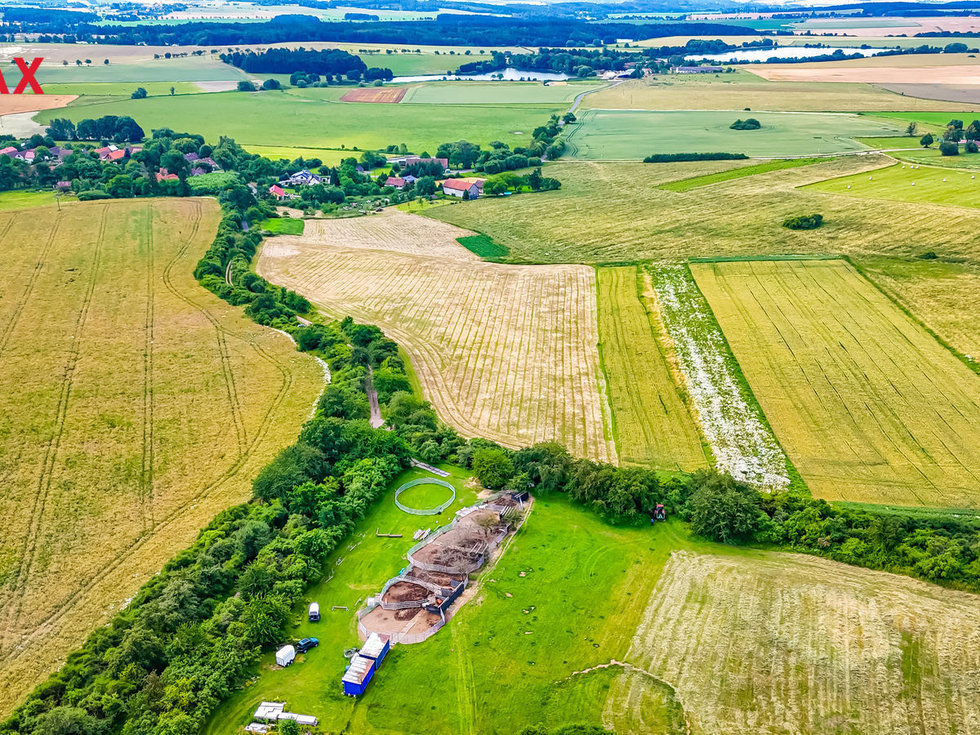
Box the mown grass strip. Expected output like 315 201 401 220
658 157 823 193
456 233 509 259
261 217 305 235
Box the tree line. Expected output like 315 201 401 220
220 47 393 81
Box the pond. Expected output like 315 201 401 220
390 67 571 83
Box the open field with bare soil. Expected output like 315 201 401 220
258 221 616 462
339 86 406 103
595 266 707 472
622 549 980 735
690 258 980 507
0 199 324 715
428 157 980 266
582 74 980 112
747 53 980 84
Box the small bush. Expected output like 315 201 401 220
730 118 761 130
782 213 823 230
77 189 111 201
918 251 938 260
966 140 978 153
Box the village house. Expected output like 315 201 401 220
269 184 286 200
442 177 485 199
279 169 322 187
387 155 450 172
155 169 179 182
384 176 406 190
94 144 140 162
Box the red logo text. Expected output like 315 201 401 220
0 58 44 94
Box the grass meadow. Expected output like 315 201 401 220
37 55 245 83
0 199 324 716
35 90 564 154
563 109 903 159
261 217 305 235
257 218 617 462
657 157 822 192
428 157 980 266
806 161 980 209
691 258 980 507
595 266 707 471
205 483 980 734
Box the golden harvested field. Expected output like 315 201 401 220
582 76 980 112
258 226 616 462
596 266 707 471
748 53 980 84
618 550 980 735
0 199 324 715
858 256 980 361
690 259 980 507
429 157 980 266
339 87 406 103
0 94 77 114
295 210 479 261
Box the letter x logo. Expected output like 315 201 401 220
0 58 43 94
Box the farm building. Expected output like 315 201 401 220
275 644 295 667
385 176 407 190
672 65 722 74
342 654 376 696
279 169 322 187
360 632 391 666
443 178 485 199
268 185 286 200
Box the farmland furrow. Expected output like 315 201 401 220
0 202 302 672
0 205 108 654
141 204 157 532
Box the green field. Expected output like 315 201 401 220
806 161 980 208
261 217 306 235
563 109 904 159
401 81 602 105
0 191 72 211
869 111 980 130
658 157 822 192
595 266 707 471
38 56 244 83
691 258 980 507
36 91 563 154
427 157 980 266
455 234 509 258
41 82 206 96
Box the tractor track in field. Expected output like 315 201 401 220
0 201 301 671
0 212 61 360
0 205 108 655
141 205 157 533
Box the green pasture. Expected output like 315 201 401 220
37 57 244 83
35 91 563 153
204 479 718 735
0 191 74 211
261 217 306 235
244 145 349 166
806 161 980 208
564 110 904 159
204 464 478 735
868 111 980 131
396 479 456 510
401 81 602 105
455 234 510 259
42 82 206 97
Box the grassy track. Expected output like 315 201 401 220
690 258 980 507
257 217 617 462
657 157 822 192
428 156 980 266
0 199 324 716
806 160 980 208
35 91 564 153
563 109 903 160
595 266 706 471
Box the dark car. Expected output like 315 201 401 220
296 637 319 653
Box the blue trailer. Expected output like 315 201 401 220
359 633 391 668
341 654 375 696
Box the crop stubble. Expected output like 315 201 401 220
258 216 616 462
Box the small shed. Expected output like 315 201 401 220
275 645 295 667
309 602 320 621
342 654 376 696
359 633 390 667
253 702 286 722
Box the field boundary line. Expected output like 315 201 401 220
845 255 980 377
0 204 108 655
141 204 157 532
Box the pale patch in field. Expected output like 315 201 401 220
0 199 324 715
749 63 980 85
258 226 616 462
616 550 980 735
284 210 480 261
692 258 980 507
0 94 76 114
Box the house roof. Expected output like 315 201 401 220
385 176 406 187
443 178 483 191
269 185 285 196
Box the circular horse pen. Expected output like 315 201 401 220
394 478 456 515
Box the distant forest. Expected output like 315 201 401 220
221 47 393 80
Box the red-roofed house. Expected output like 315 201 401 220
155 169 179 182
385 176 406 190
442 178 484 199
269 184 285 200
0 146 17 157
